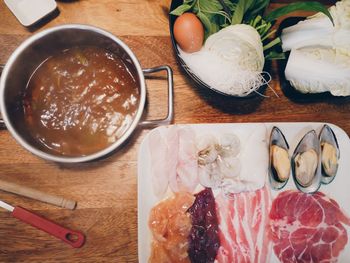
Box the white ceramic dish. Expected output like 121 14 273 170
138 122 350 262
5 0 57 26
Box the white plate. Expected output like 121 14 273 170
138 122 350 263
5 0 57 26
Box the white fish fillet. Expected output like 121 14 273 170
239 125 268 192
148 129 169 198
170 127 198 193
149 126 199 198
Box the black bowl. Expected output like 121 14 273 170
169 0 268 99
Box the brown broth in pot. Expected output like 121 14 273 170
23 46 140 156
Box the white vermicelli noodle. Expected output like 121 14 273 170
179 48 268 96
178 25 270 96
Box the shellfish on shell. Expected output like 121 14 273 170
269 127 291 190
319 124 340 184
291 130 321 194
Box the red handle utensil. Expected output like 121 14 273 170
12 206 85 248
0 200 85 248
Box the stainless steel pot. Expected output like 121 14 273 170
0 24 173 163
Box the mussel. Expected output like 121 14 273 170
269 127 291 190
319 124 340 184
291 130 321 193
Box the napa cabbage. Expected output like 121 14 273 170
204 24 264 72
281 0 350 51
285 47 350 96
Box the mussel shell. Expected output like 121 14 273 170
319 124 340 184
269 126 290 190
291 130 321 194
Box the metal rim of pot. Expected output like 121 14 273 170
0 24 174 163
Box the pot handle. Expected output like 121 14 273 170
139 65 174 128
0 65 5 129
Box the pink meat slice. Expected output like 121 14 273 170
269 191 350 263
216 185 272 263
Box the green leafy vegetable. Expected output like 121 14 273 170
196 11 215 36
263 37 281 51
265 50 286 60
170 4 192 16
217 0 231 17
196 0 222 13
245 0 270 22
265 2 334 24
231 0 248 25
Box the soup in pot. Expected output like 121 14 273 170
22 46 140 157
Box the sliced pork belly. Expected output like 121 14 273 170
215 185 272 263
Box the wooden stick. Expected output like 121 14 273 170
0 179 77 210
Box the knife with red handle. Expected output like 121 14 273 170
0 200 85 248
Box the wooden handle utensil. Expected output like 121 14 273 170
0 179 76 210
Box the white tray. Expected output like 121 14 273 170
138 122 350 263
5 0 57 26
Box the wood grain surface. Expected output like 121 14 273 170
0 0 346 262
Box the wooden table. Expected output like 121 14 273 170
0 0 347 262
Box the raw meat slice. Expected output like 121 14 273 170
216 185 272 263
149 192 195 263
269 191 350 263
239 125 268 192
164 126 180 193
149 126 198 198
149 129 170 198
187 188 220 263
171 127 198 193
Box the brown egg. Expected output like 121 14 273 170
173 13 204 53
